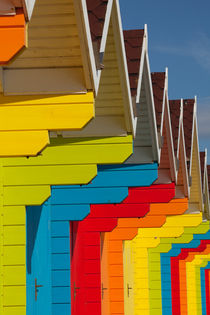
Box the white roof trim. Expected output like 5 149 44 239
76 0 98 92
144 52 160 163
178 100 190 197
163 82 177 182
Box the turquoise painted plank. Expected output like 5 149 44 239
51 205 90 221
51 222 70 237
51 238 70 254
52 270 70 287
52 287 70 303
50 187 128 204
51 254 70 270
52 304 70 315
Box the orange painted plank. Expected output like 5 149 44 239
0 9 26 65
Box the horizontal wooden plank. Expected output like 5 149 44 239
3 206 25 225
8 56 82 68
33 3 74 15
3 266 26 286
3 245 25 265
51 253 70 270
4 186 50 206
0 130 49 156
51 205 90 221
3 286 25 306
3 226 25 245
4 306 26 315
51 222 69 237
4 68 86 95
3 165 98 185
0 104 94 130
0 92 93 105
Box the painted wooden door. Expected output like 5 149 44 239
123 241 134 315
26 204 51 315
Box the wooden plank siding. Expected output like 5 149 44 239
186 251 210 315
7 0 83 69
170 237 210 315
100 184 176 315
160 223 210 315
0 135 133 315
62 19 132 138
124 213 203 315
2 0 92 96
148 225 210 315
0 92 95 156
101 198 188 315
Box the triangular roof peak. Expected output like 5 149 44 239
183 98 195 166
169 99 182 157
169 98 189 197
183 97 203 212
124 29 145 97
123 25 159 163
151 71 166 131
150 70 177 183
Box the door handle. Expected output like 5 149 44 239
73 282 80 300
127 283 132 297
101 283 108 299
35 278 43 301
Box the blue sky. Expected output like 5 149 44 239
119 0 210 159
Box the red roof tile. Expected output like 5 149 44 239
183 99 195 163
169 100 181 156
124 29 144 96
86 0 108 50
200 151 205 185
151 72 165 130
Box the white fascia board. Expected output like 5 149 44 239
143 52 160 163
179 105 190 197
136 25 159 162
163 69 177 182
193 97 204 211
179 111 190 197
22 0 36 20
75 0 98 92
96 0 114 94
99 0 113 54
110 0 136 135
136 28 147 104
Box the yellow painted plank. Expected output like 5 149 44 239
0 92 93 106
3 246 25 265
3 226 25 245
0 130 49 156
3 286 25 306
3 206 25 225
4 306 26 315
2 136 133 166
0 92 94 155
3 165 98 186
4 186 51 206
3 266 26 286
